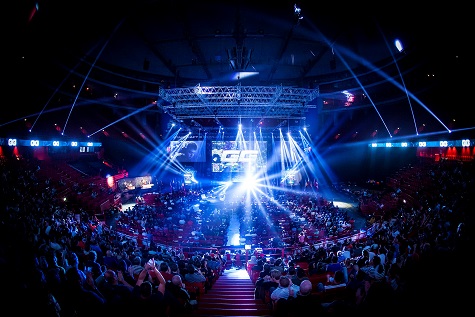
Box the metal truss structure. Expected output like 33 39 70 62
158 84 319 122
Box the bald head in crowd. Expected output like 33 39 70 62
299 279 312 295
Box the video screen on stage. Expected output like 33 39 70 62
211 141 267 175
167 140 206 163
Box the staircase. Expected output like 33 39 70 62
191 267 273 317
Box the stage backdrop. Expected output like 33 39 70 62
211 141 267 182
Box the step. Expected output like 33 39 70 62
213 283 254 288
211 286 255 291
212 280 252 285
192 307 272 317
213 279 251 282
208 286 254 296
199 298 262 304
201 290 257 296
213 283 253 286
212 282 254 287
197 302 270 309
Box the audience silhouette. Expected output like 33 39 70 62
1 155 473 316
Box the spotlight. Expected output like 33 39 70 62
394 39 404 53
293 4 303 21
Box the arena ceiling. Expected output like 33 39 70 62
7 1 471 145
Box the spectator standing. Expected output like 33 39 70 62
130 260 167 316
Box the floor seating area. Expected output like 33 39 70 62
114 189 357 251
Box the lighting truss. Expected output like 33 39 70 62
158 84 319 120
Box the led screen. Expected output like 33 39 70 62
211 141 267 178
168 140 206 162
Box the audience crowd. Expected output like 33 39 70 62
251 158 474 315
0 154 473 316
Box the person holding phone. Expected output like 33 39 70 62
130 258 168 315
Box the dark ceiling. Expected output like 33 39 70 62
6 1 472 147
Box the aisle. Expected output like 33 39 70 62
191 267 272 317
226 210 241 246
